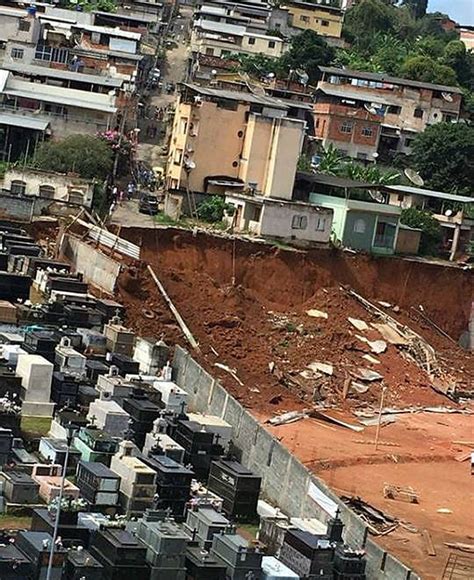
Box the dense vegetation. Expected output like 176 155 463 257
228 0 473 196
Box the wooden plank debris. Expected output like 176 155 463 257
422 529 437 556
384 484 419 503
444 542 474 554
310 410 364 432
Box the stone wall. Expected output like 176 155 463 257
0 193 83 221
60 234 121 295
172 345 420 580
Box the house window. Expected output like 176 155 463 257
268 40 275 49
291 215 308 230
35 43 69 64
91 32 101 44
353 218 366 234
174 149 183 164
361 126 373 137
397 194 404 202
250 205 261 222
405 138 413 147
414 108 424 118
11 180 26 195
39 185 55 199
179 117 188 134
337 149 348 156
321 20 330 27
315 118 320 129
387 105 401 114
443 113 456 122
315 216 327 231
374 219 396 249
18 19 31 32
357 152 368 160
248 37 256 45
205 47 214 56
300 15 310 23
11 48 24 60
340 121 353 134
69 190 84 205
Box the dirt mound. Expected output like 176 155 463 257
115 228 472 414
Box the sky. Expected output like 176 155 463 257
428 0 474 25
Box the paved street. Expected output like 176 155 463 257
109 200 157 227
137 8 191 169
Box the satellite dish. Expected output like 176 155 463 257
368 190 385 203
184 159 196 171
404 168 425 187
364 103 378 115
442 92 453 103
444 209 453 217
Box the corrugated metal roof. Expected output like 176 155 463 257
0 113 49 131
182 83 289 109
78 23 141 41
317 84 399 107
385 185 472 204
319 66 463 94
3 63 124 88
3 77 117 114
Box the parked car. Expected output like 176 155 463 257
139 194 159 215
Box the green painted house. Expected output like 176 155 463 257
310 194 401 255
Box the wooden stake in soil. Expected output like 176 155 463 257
147 265 200 351
374 385 387 451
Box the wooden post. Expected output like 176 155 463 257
374 385 387 451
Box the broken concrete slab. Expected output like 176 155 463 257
371 323 409 345
368 340 387 354
350 381 370 395
307 362 333 376
348 317 369 331
306 309 328 319
352 368 384 382
363 354 381 365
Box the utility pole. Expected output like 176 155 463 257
45 425 76 580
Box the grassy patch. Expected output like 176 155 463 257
0 514 32 530
154 213 184 227
21 416 51 438
237 522 260 541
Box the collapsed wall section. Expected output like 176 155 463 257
60 234 121 294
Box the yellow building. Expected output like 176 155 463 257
283 0 344 39
166 84 305 200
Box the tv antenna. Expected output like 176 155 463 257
404 168 424 187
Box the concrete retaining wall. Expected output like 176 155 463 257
0 193 83 221
60 234 121 294
172 346 420 580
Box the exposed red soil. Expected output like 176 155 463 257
110 228 473 579
114 228 472 414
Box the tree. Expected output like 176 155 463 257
401 55 458 85
343 0 398 50
411 123 474 195
279 30 335 84
443 40 474 88
401 0 427 20
34 134 113 180
400 207 442 255
197 196 234 223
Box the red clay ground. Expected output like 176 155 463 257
72 226 474 578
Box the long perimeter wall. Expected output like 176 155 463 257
173 345 421 580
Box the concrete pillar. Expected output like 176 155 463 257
449 224 461 261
